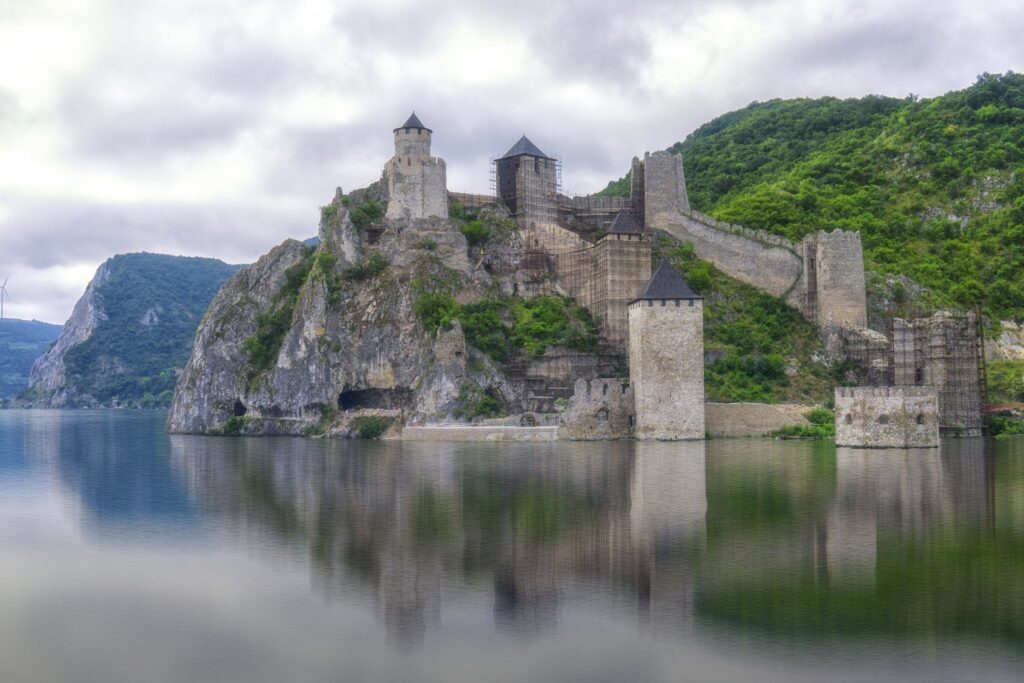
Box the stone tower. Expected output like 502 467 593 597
636 151 690 226
384 112 448 221
494 135 559 227
800 230 868 328
628 261 705 440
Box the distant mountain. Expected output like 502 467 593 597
25 253 239 408
602 72 1024 321
0 319 62 398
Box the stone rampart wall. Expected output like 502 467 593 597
654 211 804 300
385 156 448 221
705 402 811 437
835 386 940 448
559 377 634 440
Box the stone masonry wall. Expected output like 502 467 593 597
628 298 705 440
592 234 652 347
642 151 689 219
559 377 634 440
835 386 940 448
705 402 811 437
385 155 448 221
806 230 868 328
655 210 804 300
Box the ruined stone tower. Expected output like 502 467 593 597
384 112 448 221
628 261 705 440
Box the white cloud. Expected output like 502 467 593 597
0 0 1021 322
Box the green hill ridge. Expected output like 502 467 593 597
602 72 1024 322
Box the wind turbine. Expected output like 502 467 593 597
0 275 8 321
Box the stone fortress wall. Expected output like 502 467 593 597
558 378 634 440
835 386 940 448
378 114 981 442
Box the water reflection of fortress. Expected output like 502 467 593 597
169 438 998 650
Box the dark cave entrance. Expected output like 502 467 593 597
338 388 412 411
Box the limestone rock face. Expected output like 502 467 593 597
27 262 111 405
167 197 512 435
167 239 312 433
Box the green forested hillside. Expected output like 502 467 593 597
603 72 1024 321
0 319 62 398
49 254 238 407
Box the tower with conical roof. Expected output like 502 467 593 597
384 111 448 221
494 134 559 228
627 260 705 440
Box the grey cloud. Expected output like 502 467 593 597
0 195 309 270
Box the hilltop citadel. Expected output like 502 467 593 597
167 112 986 446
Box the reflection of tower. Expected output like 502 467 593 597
825 442 993 584
630 441 707 634
628 261 705 440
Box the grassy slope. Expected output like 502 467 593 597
654 235 839 404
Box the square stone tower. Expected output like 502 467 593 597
494 135 559 228
384 112 448 221
628 261 705 440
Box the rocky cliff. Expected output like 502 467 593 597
167 188 520 435
26 253 238 407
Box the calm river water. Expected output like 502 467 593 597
0 409 1022 682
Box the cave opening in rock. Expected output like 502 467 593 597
338 388 412 411
232 400 247 417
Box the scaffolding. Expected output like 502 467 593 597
492 154 562 227
843 309 986 436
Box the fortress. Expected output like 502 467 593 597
377 113 984 443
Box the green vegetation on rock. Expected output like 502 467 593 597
0 319 61 398
415 293 600 362
771 408 836 440
242 248 316 379
350 415 392 439
656 236 841 403
55 254 238 407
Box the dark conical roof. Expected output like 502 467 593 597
607 210 643 235
500 135 552 159
632 260 701 302
395 111 431 132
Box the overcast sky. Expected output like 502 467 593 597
1 0 1021 323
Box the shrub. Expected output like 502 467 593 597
350 415 392 439
416 238 437 251
341 252 389 281
461 219 491 246
804 407 835 425
455 383 504 420
221 416 246 436
320 204 339 222
414 293 459 332
349 199 384 230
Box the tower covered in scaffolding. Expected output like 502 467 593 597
494 135 561 229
